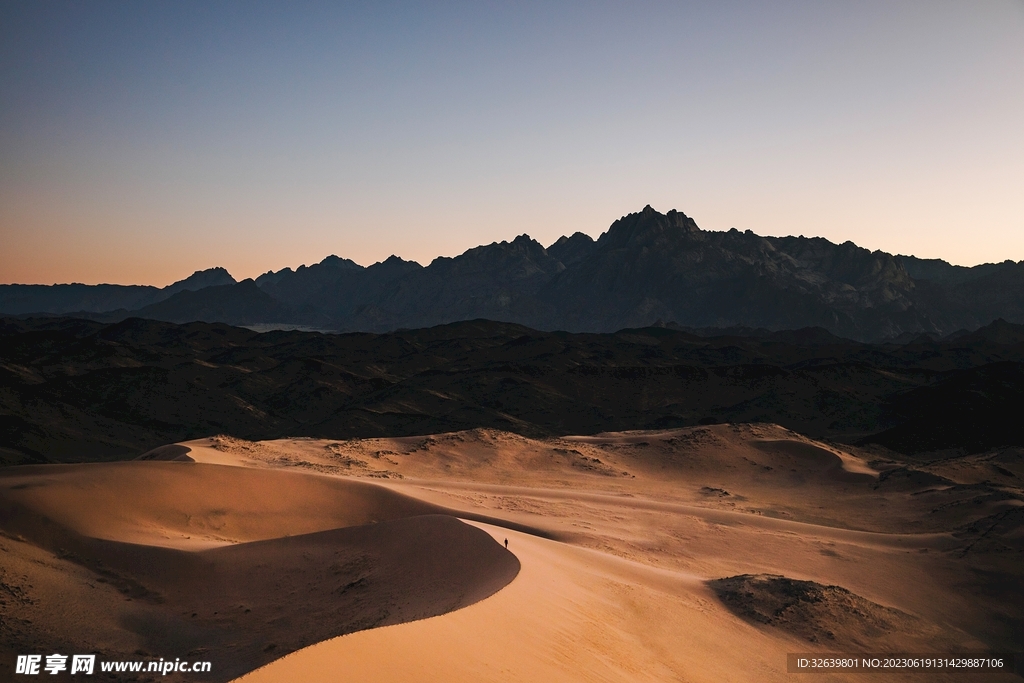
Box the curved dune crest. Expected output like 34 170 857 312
0 461 447 547
235 524 825 683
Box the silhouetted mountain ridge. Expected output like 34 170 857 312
3 207 1022 341
0 267 236 315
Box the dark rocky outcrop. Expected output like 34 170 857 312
708 574 931 647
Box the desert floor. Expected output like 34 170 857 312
2 424 1021 681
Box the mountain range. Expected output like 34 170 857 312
4 206 1023 342
0 267 236 316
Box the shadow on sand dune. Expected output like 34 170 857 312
0 463 520 681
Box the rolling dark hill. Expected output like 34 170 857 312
3 316 1024 465
861 361 1024 454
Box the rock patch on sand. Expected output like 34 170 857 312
708 574 921 645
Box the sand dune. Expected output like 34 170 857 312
238 523 1000 683
238 523 754 683
2 423 1020 682
136 443 195 461
208 425 1018 682
0 463 518 681
0 461 455 548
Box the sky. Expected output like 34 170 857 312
1 1 1022 286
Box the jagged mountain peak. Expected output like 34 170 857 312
548 232 596 266
368 255 423 274
598 206 702 248
317 255 362 270
163 267 236 295
549 232 594 247
499 233 546 251
450 234 550 263
258 255 362 282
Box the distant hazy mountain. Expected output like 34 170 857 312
3 207 1022 341
254 254 422 325
0 267 235 315
131 279 298 326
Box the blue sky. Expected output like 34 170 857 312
2 1 1022 285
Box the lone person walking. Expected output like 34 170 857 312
504 538 508 549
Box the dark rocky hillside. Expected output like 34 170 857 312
3 316 1024 464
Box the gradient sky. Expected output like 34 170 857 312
2 1 1022 286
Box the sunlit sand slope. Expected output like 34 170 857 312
2 423 1020 682
193 424 1020 683
0 463 518 682
239 523 1011 683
